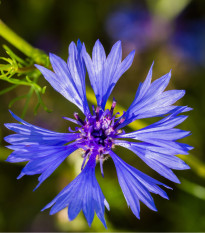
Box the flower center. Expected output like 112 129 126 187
73 99 125 174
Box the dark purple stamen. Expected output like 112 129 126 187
74 112 85 125
113 117 126 129
95 106 101 121
110 98 116 116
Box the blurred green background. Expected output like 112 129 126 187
0 0 205 231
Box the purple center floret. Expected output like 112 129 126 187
73 99 125 176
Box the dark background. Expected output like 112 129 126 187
0 0 205 231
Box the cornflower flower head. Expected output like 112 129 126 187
4 39 192 228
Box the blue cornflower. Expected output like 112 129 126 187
4 40 192 228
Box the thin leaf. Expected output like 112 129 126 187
3 44 28 66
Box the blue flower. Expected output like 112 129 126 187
4 39 192 228
105 7 153 52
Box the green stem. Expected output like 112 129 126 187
0 76 41 91
0 64 36 73
0 20 48 66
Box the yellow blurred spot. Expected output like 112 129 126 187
147 0 191 21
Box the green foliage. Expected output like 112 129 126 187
0 35 51 118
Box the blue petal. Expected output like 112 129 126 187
91 39 106 104
12 144 78 189
135 62 154 99
104 41 122 90
4 111 79 146
67 41 90 115
115 140 190 183
118 107 191 155
102 49 135 109
4 111 80 189
35 41 90 115
82 40 135 108
68 174 87 221
109 151 169 219
119 64 191 128
123 128 190 141
42 154 109 228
